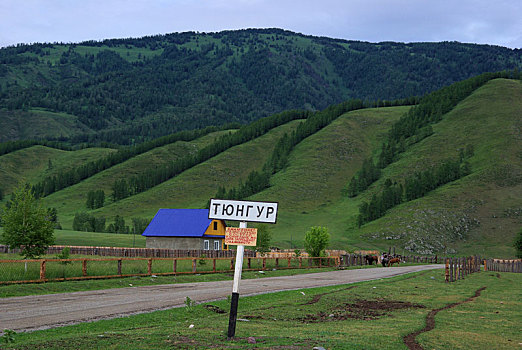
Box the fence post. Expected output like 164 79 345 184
275 258 279 268
213 258 217 272
299 257 302 268
118 259 122 275
230 258 234 270
288 257 291 268
173 259 177 274
148 258 152 275
82 259 87 277
449 258 454 282
192 259 197 273
484 259 487 271
40 260 46 281
445 259 449 282
248 258 251 269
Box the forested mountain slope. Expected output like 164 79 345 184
1 28 521 144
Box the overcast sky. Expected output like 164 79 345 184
1 0 521 49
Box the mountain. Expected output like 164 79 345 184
1 28 521 144
1 75 520 257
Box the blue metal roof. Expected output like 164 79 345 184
142 209 224 238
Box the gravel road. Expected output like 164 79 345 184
0 264 443 332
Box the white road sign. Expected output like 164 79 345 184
209 199 278 223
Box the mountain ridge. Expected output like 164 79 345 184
1 28 521 144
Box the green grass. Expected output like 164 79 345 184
2 270 520 349
0 145 116 195
52 229 146 247
0 228 145 248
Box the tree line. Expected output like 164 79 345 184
345 70 520 198
0 139 81 157
357 148 474 227
213 97 415 201
31 125 224 198
72 212 150 235
110 110 307 201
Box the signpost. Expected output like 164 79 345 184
209 198 278 339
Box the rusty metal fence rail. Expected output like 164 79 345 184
0 245 254 258
0 256 340 284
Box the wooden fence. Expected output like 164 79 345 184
0 256 340 284
0 245 255 258
444 256 482 282
483 258 522 273
340 254 442 266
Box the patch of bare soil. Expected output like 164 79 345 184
403 286 486 350
300 299 425 322
203 304 227 314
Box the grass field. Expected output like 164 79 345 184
2 270 520 349
53 229 146 247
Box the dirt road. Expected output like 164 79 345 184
0 264 442 332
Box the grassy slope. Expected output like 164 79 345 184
251 106 409 247
42 130 232 227
82 120 303 224
0 108 93 142
342 79 522 256
0 145 116 195
248 79 520 258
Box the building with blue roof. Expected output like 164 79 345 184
142 209 228 250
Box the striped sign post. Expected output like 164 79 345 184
209 199 278 339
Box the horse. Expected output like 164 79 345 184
387 256 402 267
365 255 379 265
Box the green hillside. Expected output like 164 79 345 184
0 145 116 194
40 130 233 226
45 121 301 228
261 79 520 256
1 78 520 258
1 29 521 144
0 108 93 142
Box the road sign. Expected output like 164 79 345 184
210 198 278 339
209 199 278 223
225 227 258 246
